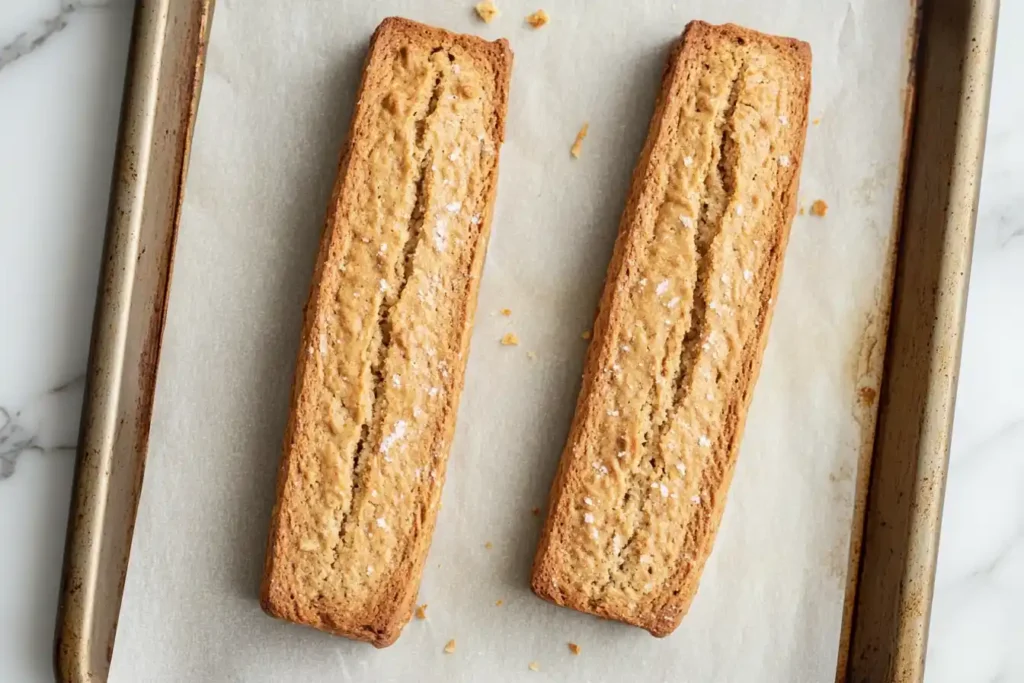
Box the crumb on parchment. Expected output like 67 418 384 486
531 507 540 516
526 9 549 28
812 117 822 125
500 308 512 316
501 332 519 346
570 123 589 158
444 639 457 654
475 1 499 23
810 199 829 217
528 661 540 672
485 541 493 550
415 604 428 619
568 642 581 655
495 599 504 606
527 351 537 360
581 329 592 340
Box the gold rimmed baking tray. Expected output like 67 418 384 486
53 1 215 681
52 0 997 681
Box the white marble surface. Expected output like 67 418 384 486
0 2 133 682
0 2 1018 681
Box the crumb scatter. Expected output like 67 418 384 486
474 1 499 23
858 386 877 405
570 123 589 158
526 9 549 28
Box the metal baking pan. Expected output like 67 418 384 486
53 1 215 681
52 0 997 681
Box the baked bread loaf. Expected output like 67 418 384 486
260 17 512 647
531 21 810 636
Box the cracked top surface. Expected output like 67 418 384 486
532 21 810 636
261 17 511 647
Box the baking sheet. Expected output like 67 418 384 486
109 1 914 680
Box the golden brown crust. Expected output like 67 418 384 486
260 17 512 647
531 21 811 636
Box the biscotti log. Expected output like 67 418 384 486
531 21 810 636
260 17 512 647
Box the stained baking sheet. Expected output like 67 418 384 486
108 1 915 680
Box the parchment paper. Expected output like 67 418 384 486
111 1 915 680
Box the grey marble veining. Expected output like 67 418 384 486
0 0 113 72
0 408 33 480
0 375 85 481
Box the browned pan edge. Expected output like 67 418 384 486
843 1 999 682
834 2 927 676
53 1 214 681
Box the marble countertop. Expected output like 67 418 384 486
1 2 1020 681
